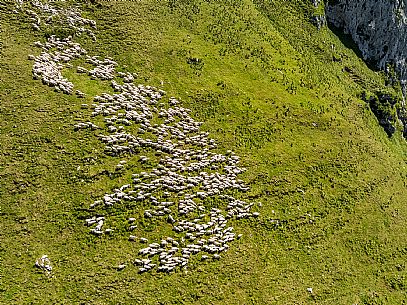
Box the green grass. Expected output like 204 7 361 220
1 0 407 304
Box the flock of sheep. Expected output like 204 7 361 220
15 0 96 39
15 0 260 274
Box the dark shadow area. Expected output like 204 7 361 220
327 22 379 72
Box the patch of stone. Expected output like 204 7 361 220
362 91 400 137
310 14 326 30
326 0 407 137
325 1 407 84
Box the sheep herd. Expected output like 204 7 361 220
14 0 261 274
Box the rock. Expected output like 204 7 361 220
362 91 399 137
326 1 407 83
310 15 326 30
311 0 320 7
326 1 407 137
397 106 407 138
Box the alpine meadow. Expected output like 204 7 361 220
1 1 407 304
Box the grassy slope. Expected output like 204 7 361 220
1 0 407 304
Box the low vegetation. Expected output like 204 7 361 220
1 0 407 304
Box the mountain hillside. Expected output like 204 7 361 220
1 1 407 304
326 0 407 137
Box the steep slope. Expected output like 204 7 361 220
326 0 407 82
326 0 407 138
1 0 407 304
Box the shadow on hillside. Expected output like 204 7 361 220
327 22 379 72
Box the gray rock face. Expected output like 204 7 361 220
326 0 407 137
326 0 407 84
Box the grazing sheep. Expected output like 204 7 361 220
18 0 260 275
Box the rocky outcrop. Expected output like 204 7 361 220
326 0 407 137
326 0 407 83
362 91 399 137
310 14 326 30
